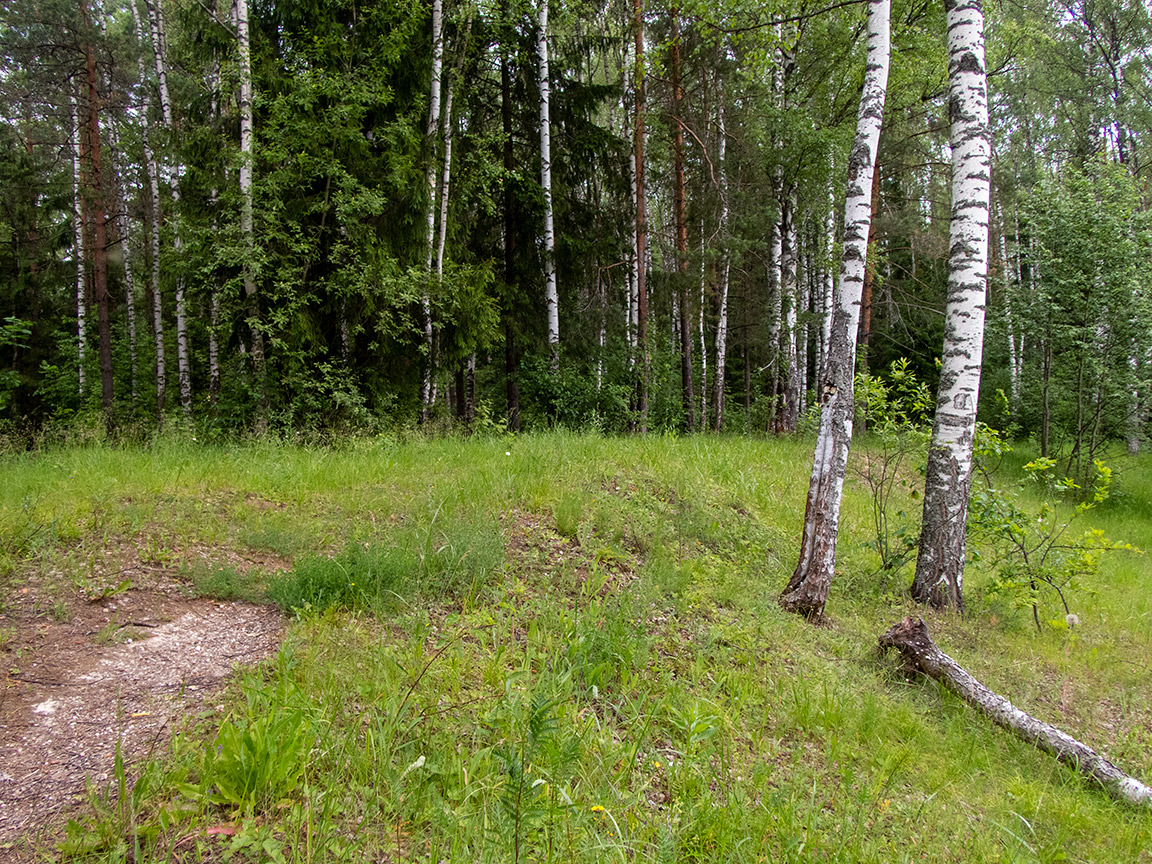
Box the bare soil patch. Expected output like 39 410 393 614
0 580 282 853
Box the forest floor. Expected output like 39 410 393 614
0 431 1150 862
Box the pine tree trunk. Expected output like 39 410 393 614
713 98 730 432
538 0 559 366
71 91 87 400
780 0 890 621
83 19 114 426
911 0 991 611
236 0 267 429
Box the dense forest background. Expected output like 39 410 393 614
0 0 1149 452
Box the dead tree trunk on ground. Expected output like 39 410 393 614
879 616 1152 808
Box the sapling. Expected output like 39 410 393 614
969 457 1140 631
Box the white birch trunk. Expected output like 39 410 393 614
71 91 87 400
780 0 889 619
539 0 560 366
699 218 707 427
236 0 267 425
995 192 1020 410
130 0 165 418
713 98 730 431
109 130 138 406
881 616 1152 808
146 0 191 418
819 175 836 384
421 0 444 420
436 83 454 278
145 0 173 129
911 0 991 610
782 192 800 432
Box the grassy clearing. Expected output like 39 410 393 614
2 430 1151 862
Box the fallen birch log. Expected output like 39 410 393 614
879 616 1152 807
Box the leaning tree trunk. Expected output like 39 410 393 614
538 0 560 367
70 91 87 400
713 97 731 432
880 616 1152 807
911 0 991 611
779 0 889 621
236 0 267 429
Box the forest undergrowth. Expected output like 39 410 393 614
1 430 1150 862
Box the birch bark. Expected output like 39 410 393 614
70 91 87 400
421 0 444 420
781 191 799 433
130 0 165 419
881 616 1152 807
236 0 268 427
712 98 730 432
145 0 191 417
911 0 991 610
780 0 889 620
670 5 693 429
538 0 559 366
633 0 649 431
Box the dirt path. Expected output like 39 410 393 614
0 588 282 853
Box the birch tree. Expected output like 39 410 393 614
633 0 649 431
236 0 267 427
539 0 559 366
712 97 731 432
421 0 444 421
70 90 86 400
779 0 890 620
911 0 991 611
144 0 191 418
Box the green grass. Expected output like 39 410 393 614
2 430 1150 862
